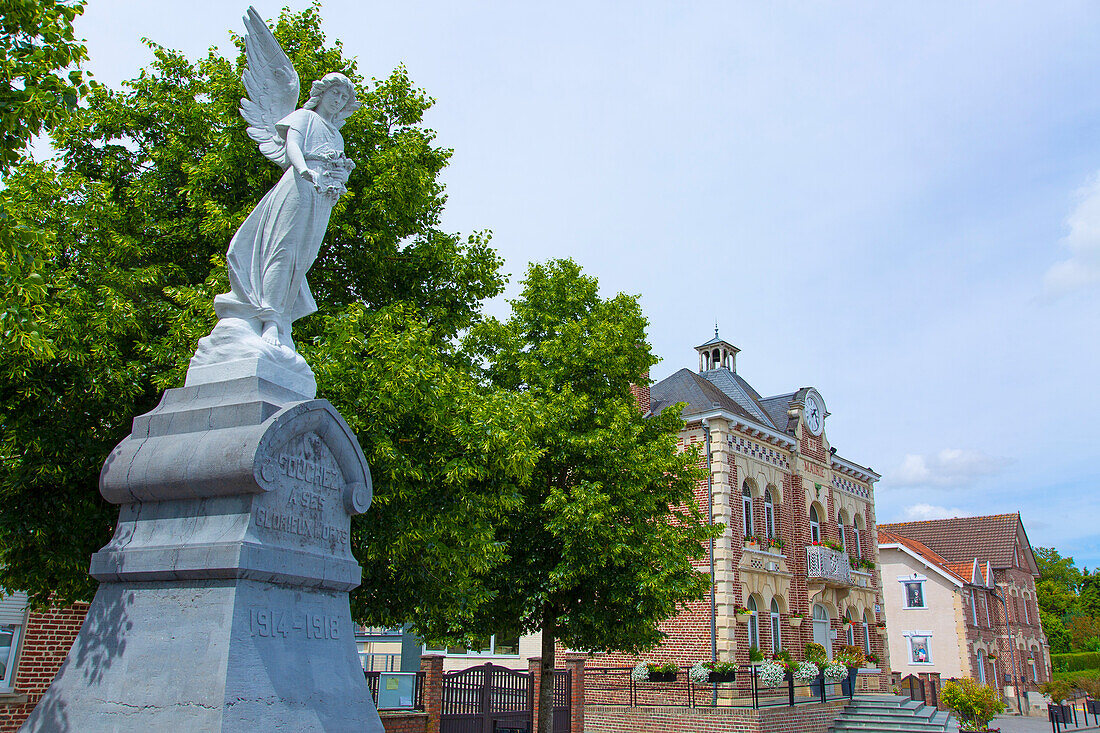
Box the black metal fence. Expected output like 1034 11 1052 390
584 664 863 710
365 670 426 710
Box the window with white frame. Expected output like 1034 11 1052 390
747 596 759 651
845 610 855 646
977 649 986 684
0 592 27 692
901 577 926 609
837 513 846 553
862 611 872 654
1030 657 1038 682
809 505 821 544
423 632 520 657
970 592 978 626
770 599 781 653
852 525 862 559
906 633 933 664
742 483 754 538
764 489 776 539
1023 597 1030 625
984 597 991 628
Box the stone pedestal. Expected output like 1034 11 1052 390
21 373 382 732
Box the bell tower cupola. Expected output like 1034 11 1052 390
695 328 740 373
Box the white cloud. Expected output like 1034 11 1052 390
902 503 972 521
1044 172 1100 296
891 448 1001 488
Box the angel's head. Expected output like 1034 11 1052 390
305 72 361 127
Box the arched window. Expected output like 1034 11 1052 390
770 599 781 653
742 483 754 538
764 489 776 539
863 611 872 654
852 519 862 559
809 505 820 544
845 610 855 646
837 512 846 553
747 596 759 651
977 649 986 683
812 604 831 659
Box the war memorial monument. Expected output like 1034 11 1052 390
21 8 384 731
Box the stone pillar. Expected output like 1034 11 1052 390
420 654 444 733
565 653 586 733
528 657 543 729
20 375 381 731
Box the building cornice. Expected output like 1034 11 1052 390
694 410 796 449
830 454 881 484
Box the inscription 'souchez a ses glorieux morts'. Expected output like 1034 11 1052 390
255 431 350 546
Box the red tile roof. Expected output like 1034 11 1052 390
878 529 966 584
878 513 1022 569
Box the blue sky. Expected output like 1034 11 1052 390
70 2 1100 568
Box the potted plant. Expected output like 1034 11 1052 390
788 612 804 627
875 621 887 635
757 660 787 688
748 645 765 665
745 536 760 548
864 653 879 669
986 653 997 662
768 537 784 553
734 604 752 624
859 558 876 571
631 661 678 683
837 646 865 695
941 678 1006 732
689 660 737 684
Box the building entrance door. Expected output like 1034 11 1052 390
812 603 832 660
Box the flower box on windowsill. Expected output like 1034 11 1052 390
735 612 753 625
876 627 888 636
788 616 804 627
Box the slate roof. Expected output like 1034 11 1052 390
878 514 1027 571
878 529 965 584
699 369 776 427
649 368 758 423
759 392 798 433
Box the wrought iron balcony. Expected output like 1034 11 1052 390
806 545 852 587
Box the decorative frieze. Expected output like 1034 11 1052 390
832 474 870 500
728 434 790 471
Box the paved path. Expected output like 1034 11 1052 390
989 711 1100 732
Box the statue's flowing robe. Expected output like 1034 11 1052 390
214 108 344 330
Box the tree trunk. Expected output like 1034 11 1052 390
537 604 556 733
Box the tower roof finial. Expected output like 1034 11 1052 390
714 321 719 339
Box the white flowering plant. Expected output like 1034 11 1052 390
758 661 786 688
823 662 848 682
689 660 738 684
631 661 678 681
794 661 820 681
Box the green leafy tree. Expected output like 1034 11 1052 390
464 259 721 733
941 678 1006 731
0 0 90 172
1042 610 1072 654
0 5 533 631
0 0 91 363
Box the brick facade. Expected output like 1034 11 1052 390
0 603 89 733
590 338 891 692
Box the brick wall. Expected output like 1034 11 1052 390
0 603 89 732
585 701 847 733
380 711 429 733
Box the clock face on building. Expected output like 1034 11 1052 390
804 393 824 436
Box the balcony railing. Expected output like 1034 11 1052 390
806 545 852 586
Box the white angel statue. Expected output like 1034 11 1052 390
187 7 360 393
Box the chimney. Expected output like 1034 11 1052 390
630 371 651 414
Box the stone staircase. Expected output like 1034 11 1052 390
829 695 959 733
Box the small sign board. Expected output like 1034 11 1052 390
377 673 416 709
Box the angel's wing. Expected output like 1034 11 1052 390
239 6 300 169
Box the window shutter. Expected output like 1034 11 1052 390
0 592 28 626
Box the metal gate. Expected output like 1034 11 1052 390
440 662 571 733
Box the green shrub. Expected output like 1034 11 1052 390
748 645 764 663
1041 679 1075 704
941 678 1006 731
1052 652 1100 673
1073 675 1100 699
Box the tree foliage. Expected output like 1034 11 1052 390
0 0 90 173
0 5 532 626
464 259 721 733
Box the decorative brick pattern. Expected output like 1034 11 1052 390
728 435 790 471
831 475 870 500
0 603 89 733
